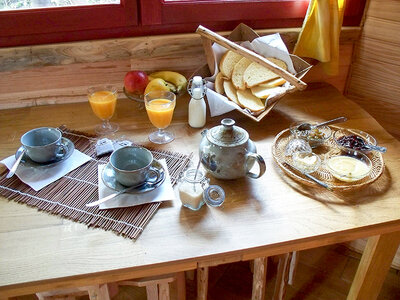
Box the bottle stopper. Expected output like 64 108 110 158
187 76 207 98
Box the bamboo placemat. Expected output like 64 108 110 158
0 126 192 240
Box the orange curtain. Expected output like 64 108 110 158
293 0 346 75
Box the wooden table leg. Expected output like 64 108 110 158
176 271 186 300
273 253 292 300
146 284 159 300
347 231 400 300
251 257 268 300
197 267 208 300
159 282 170 300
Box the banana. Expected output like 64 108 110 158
149 71 187 93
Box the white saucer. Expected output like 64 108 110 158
101 159 166 194
15 137 75 168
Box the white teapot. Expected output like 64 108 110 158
199 118 266 180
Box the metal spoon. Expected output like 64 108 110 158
283 162 332 191
6 149 26 179
86 176 164 207
297 116 347 131
362 144 387 153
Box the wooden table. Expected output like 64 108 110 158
1 83 400 300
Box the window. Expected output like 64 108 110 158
0 0 119 11
0 0 138 47
0 0 366 48
140 0 310 26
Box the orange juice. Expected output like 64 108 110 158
88 90 117 120
145 99 175 129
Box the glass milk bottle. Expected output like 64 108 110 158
188 76 206 128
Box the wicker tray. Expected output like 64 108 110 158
272 127 385 191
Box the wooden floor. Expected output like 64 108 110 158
17 244 400 300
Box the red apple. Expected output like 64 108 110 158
124 70 149 94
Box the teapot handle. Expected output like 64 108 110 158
245 153 266 179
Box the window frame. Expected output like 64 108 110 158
0 0 138 46
140 0 310 26
0 0 366 48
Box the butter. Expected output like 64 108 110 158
292 152 320 173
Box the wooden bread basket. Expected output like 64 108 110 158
196 24 312 121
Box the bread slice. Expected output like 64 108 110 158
244 58 288 88
258 77 286 88
250 85 281 99
232 57 252 90
219 51 243 79
215 72 225 95
237 89 264 112
223 80 240 106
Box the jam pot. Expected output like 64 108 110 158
199 118 266 180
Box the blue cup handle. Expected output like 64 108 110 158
145 167 162 185
55 140 68 159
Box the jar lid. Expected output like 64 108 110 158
204 185 225 207
208 118 248 147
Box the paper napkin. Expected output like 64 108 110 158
1 149 92 191
97 159 175 210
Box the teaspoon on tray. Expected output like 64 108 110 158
283 152 332 191
284 162 332 190
361 144 387 153
297 116 347 131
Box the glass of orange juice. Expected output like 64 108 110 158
144 91 176 144
88 85 119 135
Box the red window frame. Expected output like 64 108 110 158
140 0 366 27
0 0 138 47
140 0 310 26
0 0 366 48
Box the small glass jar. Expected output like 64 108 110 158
178 168 225 210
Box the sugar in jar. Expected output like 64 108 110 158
178 168 208 210
178 168 225 210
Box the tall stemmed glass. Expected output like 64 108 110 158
144 90 176 144
88 85 119 135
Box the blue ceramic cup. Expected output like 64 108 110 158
21 127 66 163
110 146 160 187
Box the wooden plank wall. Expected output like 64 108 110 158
0 28 359 110
345 0 400 140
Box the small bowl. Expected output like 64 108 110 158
123 88 144 102
292 151 321 173
325 150 372 182
289 122 332 148
333 128 377 153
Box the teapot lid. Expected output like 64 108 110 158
208 118 248 147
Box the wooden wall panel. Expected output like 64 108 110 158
0 28 359 110
346 0 400 140
367 0 400 20
362 17 400 44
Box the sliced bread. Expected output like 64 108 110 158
232 57 252 90
250 85 281 99
237 89 264 112
258 77 286 88
215 72 225 95
223 80 240 106
243 58 288 88
219 51 243 79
